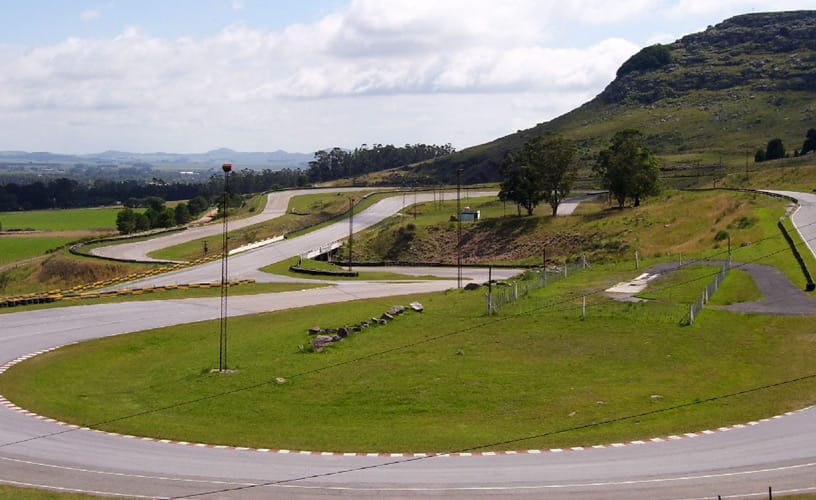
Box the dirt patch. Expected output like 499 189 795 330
37 255 131 286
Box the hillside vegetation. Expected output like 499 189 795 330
408 11 816 185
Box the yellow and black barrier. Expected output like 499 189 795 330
0 278 255 309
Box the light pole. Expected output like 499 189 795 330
219 163 231 372
457 168 463 289
348 196 354 272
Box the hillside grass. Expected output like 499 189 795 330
2 265 815 453
0 253 158 296
347 190 810 288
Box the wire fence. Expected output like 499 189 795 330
682 258 731 325
486 257 588 314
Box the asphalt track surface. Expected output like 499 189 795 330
1 190 816 498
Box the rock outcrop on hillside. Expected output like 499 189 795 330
600 11 816 104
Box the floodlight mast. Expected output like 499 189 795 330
219 163 232 372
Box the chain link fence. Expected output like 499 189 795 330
682 258 731 325
486 257 588 314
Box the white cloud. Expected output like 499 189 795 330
0 0 700 153
80 9 101 22
232 0 246 11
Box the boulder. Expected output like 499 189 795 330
387 305 406 316
308 326 322 335
409 301 424 312
381 312 394 321
378 318 388 325
311 335 334 350
464 282 481 290
337 327 349 338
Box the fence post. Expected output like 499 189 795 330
689 304 694 325
635 250 640 269
514 283 518 302
582 296 586 319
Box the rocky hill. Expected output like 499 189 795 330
415 11 816 185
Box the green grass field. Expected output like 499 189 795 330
0 207 120 231
2 263 814 453
0 237 76 266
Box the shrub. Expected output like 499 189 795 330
617 44 672 77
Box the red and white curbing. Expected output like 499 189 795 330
1 347 813 458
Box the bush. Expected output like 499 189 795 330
617 44 672 77
714 230 729 242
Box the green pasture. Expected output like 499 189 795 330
0 207 120 231
3 262 815 453
0 237 75 266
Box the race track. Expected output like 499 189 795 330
1 189 815 499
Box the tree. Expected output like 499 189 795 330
116 208 137 234
617 44 672 77
499 134 578 216
174 203 191 225
499 162 542 216
802 128 816 155
765 138 785 161
538 135 578 216
594 129 660 209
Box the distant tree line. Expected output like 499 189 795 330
116 196 212 234
307 143 455 183
0 168 307 212
755 129 816 162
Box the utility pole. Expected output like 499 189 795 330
348 196 354 272
219 163 232 372
457 168 463 289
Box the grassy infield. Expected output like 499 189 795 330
2 186 816 498
2 188 816 459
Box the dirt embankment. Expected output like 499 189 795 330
353 218 607 264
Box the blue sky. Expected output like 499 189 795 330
0 0 812 154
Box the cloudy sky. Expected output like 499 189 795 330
0 0 811 155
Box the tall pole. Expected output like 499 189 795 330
348 196 354 272
457 168 463 289
219 163 232 372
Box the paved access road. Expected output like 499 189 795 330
1 190 815 498
765 190 816 261
91 187 367 263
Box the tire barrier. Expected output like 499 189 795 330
0 278 255 309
